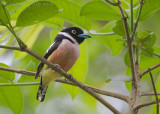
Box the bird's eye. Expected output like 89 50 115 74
72 30 76 34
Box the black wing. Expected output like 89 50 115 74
35 40 62 79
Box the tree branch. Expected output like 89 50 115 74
117 0 139 113
136 99 160 110
0 45 21 51
0 46 121 113
140 92 160 96
0 82 39 86
0 66 35 76
139 63 160 78
117 0 136 82
149 70 159 114
0 66 129 102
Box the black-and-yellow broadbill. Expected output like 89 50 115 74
35 27 91 102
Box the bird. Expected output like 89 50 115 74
35 27 91 102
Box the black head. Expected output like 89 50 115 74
61 27 91 44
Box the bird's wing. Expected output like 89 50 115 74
35 40 62 79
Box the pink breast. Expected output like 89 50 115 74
48 40 80 72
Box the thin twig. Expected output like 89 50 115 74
89 32 115 36
117 0 136 82
104 0 118 6
142 47 160 58
136 99 160 110
117 0 138 113
153 52 160 58
0 82 39 86
0 1 25 47
140 63 160 78
0 66 35 76
148 69 159 114
130 0 133 34
140 92 160 96
0 45 21 51
0 66 129 102
131 0 144 39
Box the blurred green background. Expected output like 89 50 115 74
0 0 160 114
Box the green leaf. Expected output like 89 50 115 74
124 50 130 67
135 0 160 21
44 17 63 28
0 63 14 82
80 90 97 113
153 47 160 58
49 0 91 30
0 4 9 25
16 1 59 27
138 31 156 48
0 86 23 114
7 1 31 20
125 68 132 91
112 20 126 36
0 64 23 114
63 42 88 98
4 0 27 3
138 31 149 39
95 21 123 56
14 24 44 58
141 47 154 57
80 1 120 21
140 54 160 78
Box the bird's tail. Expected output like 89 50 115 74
37 77 48 102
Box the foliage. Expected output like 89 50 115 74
0 0 160 113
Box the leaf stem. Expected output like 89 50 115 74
0 2 25 47
130 0 133 33
135 41 141 64
104 0 118 6
89 31 115 36
153 52 160 58
131 0 144 39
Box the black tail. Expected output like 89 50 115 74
37 77 48 102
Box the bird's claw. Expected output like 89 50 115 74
69 74 73 80
55 64 61 69
64 74 73 81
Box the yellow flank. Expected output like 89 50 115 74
40 64 60 88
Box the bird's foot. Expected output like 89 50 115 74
69 74 73 80
64 74 73 81
55 64 61 69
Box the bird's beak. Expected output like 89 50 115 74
78 34 91 39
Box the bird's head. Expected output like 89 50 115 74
60 27 91 44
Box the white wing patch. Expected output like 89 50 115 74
46 42 55 53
